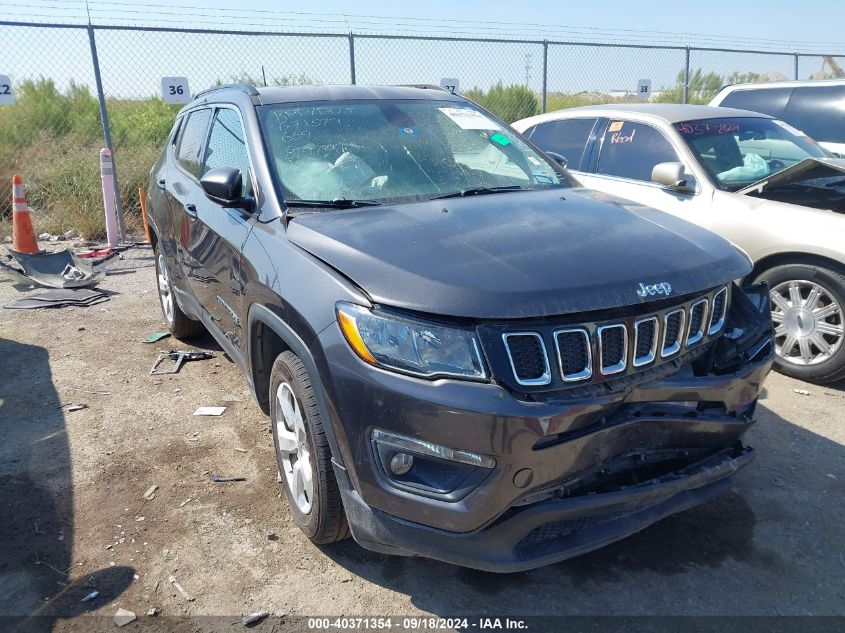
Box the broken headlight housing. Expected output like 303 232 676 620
336 302 487 380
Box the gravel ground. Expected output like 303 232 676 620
0 245 843 630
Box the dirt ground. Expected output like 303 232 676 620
1 245 844 630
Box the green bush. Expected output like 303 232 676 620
464 82 539 123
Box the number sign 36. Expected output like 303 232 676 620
161 77 191 104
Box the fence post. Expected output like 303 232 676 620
87 24 126 243
794 52 799 80
683 46 691 104
541 40 549 113
348 32 356 85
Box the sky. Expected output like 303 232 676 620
1 0 844 99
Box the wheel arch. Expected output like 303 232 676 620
749 251 845 283
247 304 347 470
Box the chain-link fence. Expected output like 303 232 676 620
1 19 843 239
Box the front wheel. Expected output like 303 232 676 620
269 351 349 544
754 263 845 384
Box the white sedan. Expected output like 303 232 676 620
513 104 845 384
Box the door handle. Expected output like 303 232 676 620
183 203 198 219
156 178 166 190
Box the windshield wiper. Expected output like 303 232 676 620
431 185 527 200
286 198 384 209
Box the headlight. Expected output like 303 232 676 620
336 302 486 380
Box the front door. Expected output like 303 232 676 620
577 119 712 219
192 106 255 354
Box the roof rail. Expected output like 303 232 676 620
192 83 260 100
399 84 449 91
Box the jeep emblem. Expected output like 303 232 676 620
637 282 672 298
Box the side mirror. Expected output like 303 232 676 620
545 151 568 168
652 161 691 191
200 167 253 210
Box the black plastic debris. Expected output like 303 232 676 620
4 288 109 309
5 249 102 289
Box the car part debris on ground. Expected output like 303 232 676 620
212 475 247 483
168 575 195 602
113 607 137 626
241 612 270 626
143 331 171 343
150 349 214 375
3 287 109 310
193 406 226 416
80 590 99 603
4 249 103 289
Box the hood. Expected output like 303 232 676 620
287 188 751 319
737 157 845 195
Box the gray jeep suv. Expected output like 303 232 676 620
145 83 773 572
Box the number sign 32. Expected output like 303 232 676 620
161 77 191 104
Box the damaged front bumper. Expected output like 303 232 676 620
320 283 774 572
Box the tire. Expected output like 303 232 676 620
269 350 349 543
753 262 845 384
153 243 204 339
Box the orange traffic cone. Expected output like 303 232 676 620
11 174 39 254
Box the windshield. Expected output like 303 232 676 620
258 99 572 205
675 117 829 192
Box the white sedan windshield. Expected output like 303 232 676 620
258 99 571 204
676 117 829 191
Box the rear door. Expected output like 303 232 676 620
523 117 599 173
782 85 845 154
166 108 214 310
193 106 255 354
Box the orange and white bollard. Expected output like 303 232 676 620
11 174 39 254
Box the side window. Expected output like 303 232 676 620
595 121 679 182
202 108 252 196
528 118 597 170
719 87 793 119
783 86 845 143
176 109 212 178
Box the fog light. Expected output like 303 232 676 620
390 452 414 475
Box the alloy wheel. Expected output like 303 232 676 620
770 279 844 366
274 382 314 514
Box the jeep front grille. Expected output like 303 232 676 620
498 286 728 390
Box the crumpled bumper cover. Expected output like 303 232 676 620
337 445 754 573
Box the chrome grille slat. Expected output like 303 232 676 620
597 323 628 375
661 308 686 358
708 287 728 334
502 332 551 386
686 299 709 346
633 316 658 367
554 328 592 382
